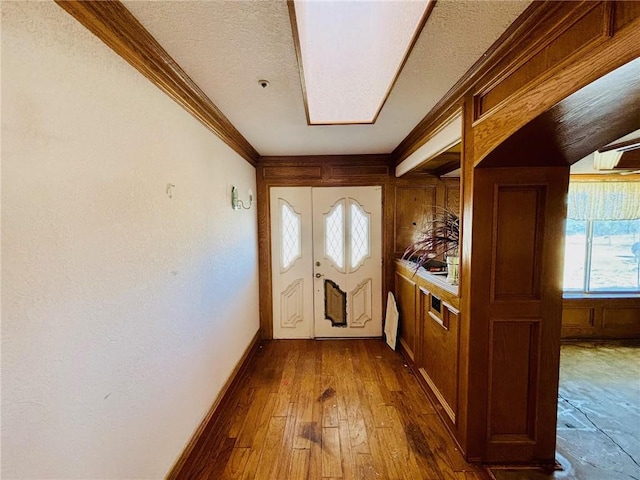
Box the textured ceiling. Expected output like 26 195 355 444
123 0 531 157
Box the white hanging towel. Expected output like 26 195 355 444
384 291 399 350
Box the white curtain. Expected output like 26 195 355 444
567 181 640 220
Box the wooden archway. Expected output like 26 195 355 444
456 6 640 464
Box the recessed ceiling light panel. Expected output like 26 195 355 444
292 0 432 125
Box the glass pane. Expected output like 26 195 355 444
350 201 370 269
325 202 344 269
281 202 301 270
589 219 640 292
563 219 587 290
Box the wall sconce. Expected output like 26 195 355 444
231 185 253 210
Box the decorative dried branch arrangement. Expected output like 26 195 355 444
402 207 460 271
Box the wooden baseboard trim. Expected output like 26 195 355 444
165 329 262 480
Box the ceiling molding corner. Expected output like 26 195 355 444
55 0 260 165
393 0 564 165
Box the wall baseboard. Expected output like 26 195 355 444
165 329 262 480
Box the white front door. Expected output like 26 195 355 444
312 187 382 337
270 186 382 339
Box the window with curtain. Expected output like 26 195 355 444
564 181 640 293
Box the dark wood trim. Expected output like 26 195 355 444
55 0 259 165
570 173 640 182
599 137 640 153
259 154 393 164
287 0 436 126
166 330 262 480
286 0 311 126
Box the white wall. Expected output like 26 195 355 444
1 2 259 478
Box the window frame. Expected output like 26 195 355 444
564 217 640 294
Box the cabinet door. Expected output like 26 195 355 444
395 272 417 360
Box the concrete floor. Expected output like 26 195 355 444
489 341 640 480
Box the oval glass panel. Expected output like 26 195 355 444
281 201 301 271
325 202 345 270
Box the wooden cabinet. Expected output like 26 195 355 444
395 261 461 432
419 285 460 425
395 271 417 360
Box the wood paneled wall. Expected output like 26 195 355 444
465 167 569 463
391 0 640 467
393 179 459 257
256 156 459 339
562 297 640 339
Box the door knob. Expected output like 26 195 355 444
315 273 324 278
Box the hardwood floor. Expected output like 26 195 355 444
179 339 490 479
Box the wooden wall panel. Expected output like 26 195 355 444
493 187 544 299
394 186 436 255
476 3 611 117
488 320 539 439
420 287 460 424
445 184 460 214
330 165 389 178
603 307 640 329
392 0 640 466
561 297 640 339
395 273 417 360
562 307 594 328
614 1 640 32
262 166 322 180
467 167 568 463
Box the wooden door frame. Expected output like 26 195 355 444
257 157 390 340
256 155 457 339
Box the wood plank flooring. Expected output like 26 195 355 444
179 339 489 480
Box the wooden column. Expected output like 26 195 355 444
462 165 569 463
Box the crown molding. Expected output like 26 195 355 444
392 0 569 164
56 1 259 165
